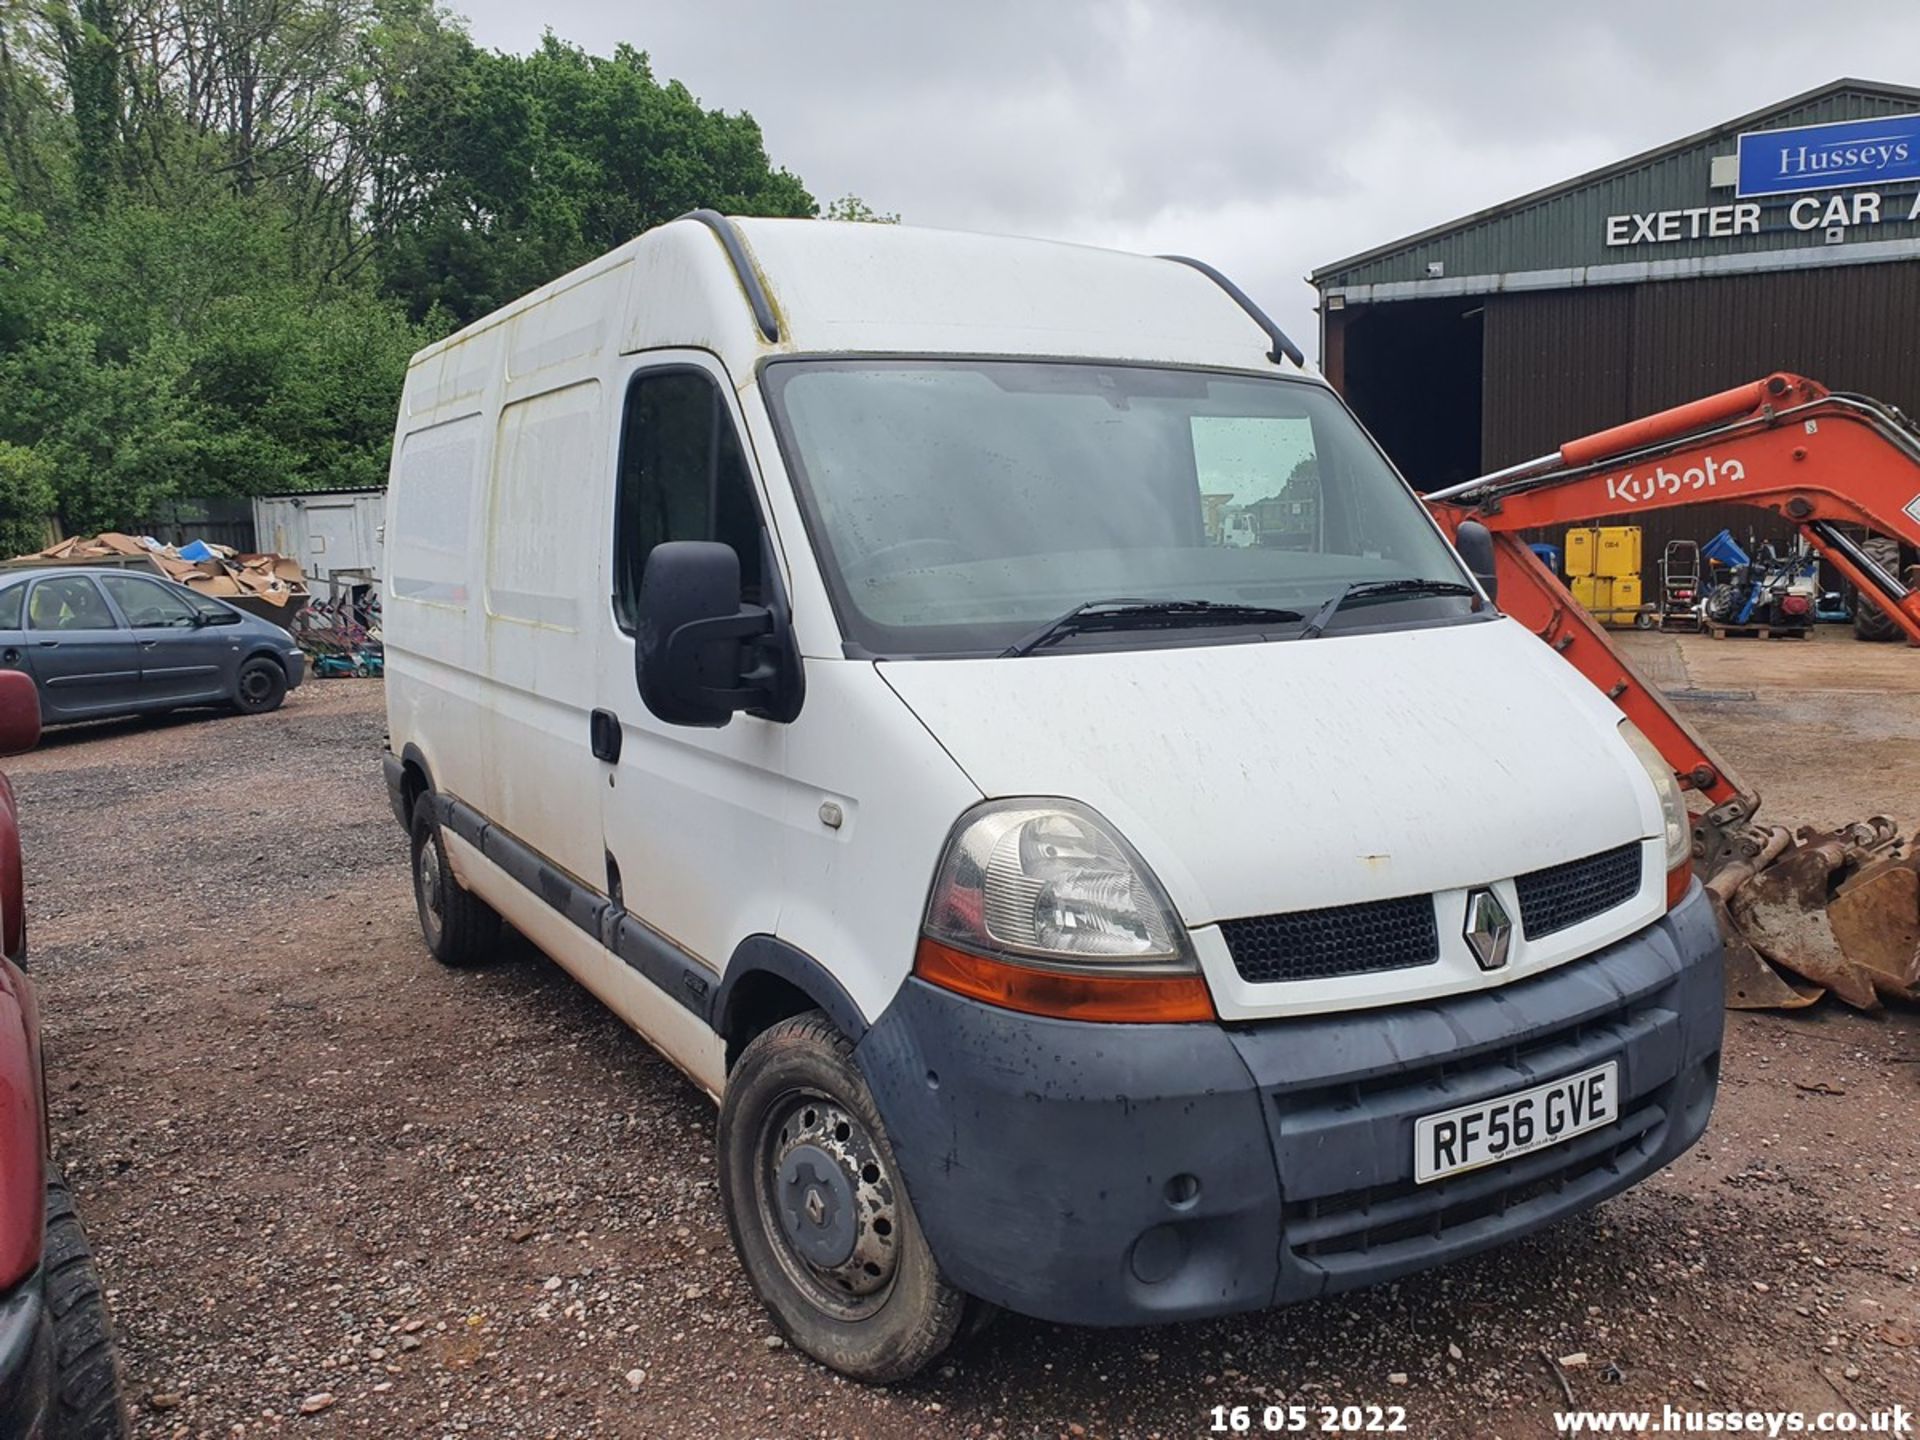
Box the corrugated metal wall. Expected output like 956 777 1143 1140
1480 260 1920 589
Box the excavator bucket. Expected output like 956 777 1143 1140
1712 819 1914 1012
1710 888 1824 1010
1828 855 1920 1001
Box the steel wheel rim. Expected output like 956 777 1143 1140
753 1087 901 1319
240 666 273 705
416 837 444 947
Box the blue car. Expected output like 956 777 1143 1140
0 567 306 724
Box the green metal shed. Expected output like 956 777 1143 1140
1311 77 1920 540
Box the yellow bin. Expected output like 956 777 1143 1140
1565 528 1600 578
1596 526 1642 579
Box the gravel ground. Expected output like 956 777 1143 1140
13 651 1920 1440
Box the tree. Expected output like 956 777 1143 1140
369 35 817 323
0 7 870 535
0 440 55 554
823 193 897 223
48 0 122 207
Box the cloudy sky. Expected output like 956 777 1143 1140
455 0 1920 361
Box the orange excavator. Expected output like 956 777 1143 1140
1424 373 1920 1012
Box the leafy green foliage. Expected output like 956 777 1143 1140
823 194 899 224
371 36 816 323
0 3 871 535
0 440 57 556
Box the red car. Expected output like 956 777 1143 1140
0 669 127 1438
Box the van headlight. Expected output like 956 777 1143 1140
916 800 1211 1022
924 800 1189 967
1619 720 1690 871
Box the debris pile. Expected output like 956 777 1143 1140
19 533 309 609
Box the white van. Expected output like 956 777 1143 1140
382 214 1722 1383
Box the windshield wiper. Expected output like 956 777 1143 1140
1001 598 1306 657
1294 578 1478 640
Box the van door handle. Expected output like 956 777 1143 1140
590 709 622 763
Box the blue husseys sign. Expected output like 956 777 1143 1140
1737 113 1920 197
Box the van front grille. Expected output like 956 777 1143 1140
1221 895 1439 985
1515 843 1643 939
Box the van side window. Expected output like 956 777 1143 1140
614 369 764 632
0 585 20 630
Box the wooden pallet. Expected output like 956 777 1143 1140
1704 621 1813 640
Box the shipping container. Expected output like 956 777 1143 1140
252 489 386 599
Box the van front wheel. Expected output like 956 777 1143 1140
409 806 500 967
719 1012 963 1384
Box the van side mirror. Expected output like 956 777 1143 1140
635 541 803 728
1454 520 1499 606
0 669 41 755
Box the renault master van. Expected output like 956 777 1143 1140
381 214 1722 1384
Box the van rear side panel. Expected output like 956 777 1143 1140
388 255 628 890
387 411 487 794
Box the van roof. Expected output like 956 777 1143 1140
402 218 1308 405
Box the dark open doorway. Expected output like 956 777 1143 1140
1330 297 1484 492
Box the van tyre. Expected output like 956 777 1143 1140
44 1169 129 1440
719 1011 964 1384
232 656 287 714
1853 536 1903 641
410 806 500 967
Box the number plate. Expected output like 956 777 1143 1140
1414 1061 1618 1183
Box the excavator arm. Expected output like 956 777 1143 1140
1423 374 1920 1009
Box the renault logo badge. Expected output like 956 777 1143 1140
1465 888 1514 971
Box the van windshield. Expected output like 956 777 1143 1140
761 359 1474 658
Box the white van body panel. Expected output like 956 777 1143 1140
730 221 1282 373
388 259 625 890
877 617 1657 918
878 617 1668 1020
766 659 982 1024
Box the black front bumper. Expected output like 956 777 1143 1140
857 883 1724 1327
0 1274 52 1439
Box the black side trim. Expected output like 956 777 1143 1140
400 744 434 791
434 794 717 1024
381 752 408 829
1158 254 1306 366
614 913 715 1019
387 744 438 830
680 209 779 343
716 935 869 1045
